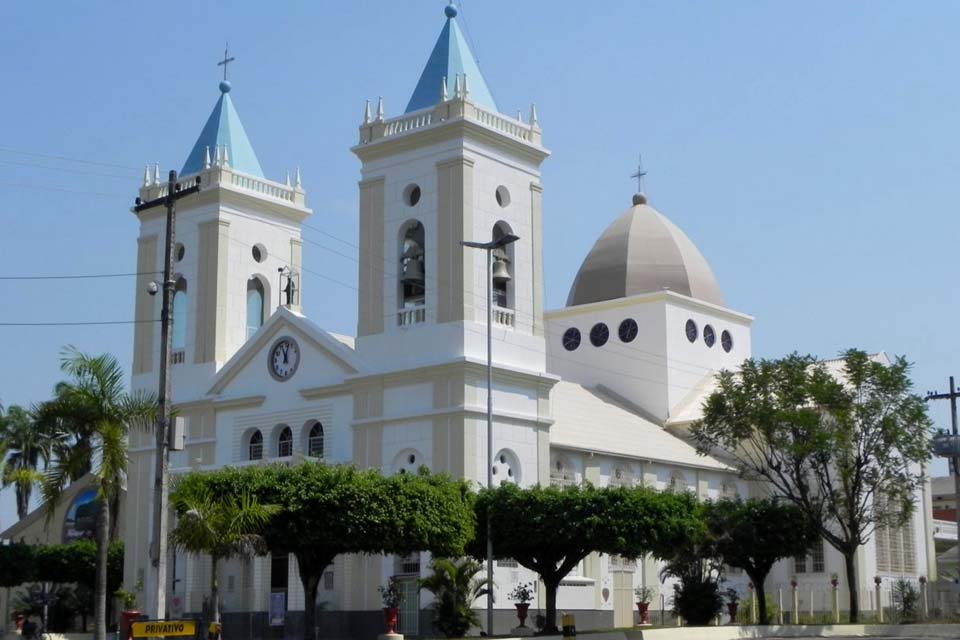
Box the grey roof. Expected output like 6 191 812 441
566 195 724 307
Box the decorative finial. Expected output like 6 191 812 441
517 110 523 123
462 73 470 98
222 145 230 167
632 193 648 206
445 1 458 19
363 99 372 125
218 43 236 82
294 166 302 189
441 76 448 101
153 163 160 184
630 153 648 195
453 74 462 99
285 170 291 187
529 103 539 127
204 146 211 169
214 145 222 166
375 96 384 122
143 164 151 187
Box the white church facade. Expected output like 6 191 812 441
121 5 937 637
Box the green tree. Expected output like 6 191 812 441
174 463 475 640
170 482 278 628
40 348 155 640
691 349 932 623
0 404 49 520
706 498 818 624
419 557 489 637
471 483 701 633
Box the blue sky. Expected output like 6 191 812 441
1 0 958 526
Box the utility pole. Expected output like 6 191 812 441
134 170 200 619
926 376 960 559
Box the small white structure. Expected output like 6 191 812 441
120 5 936 637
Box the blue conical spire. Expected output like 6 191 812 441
404 3 498 114
181 81 265 178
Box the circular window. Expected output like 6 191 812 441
618 318 638 343
685 319 698 343
562 327 581 351
404 184 421 207
721 330 734 353
590 322 609 347
252 244 267 263
175 243 185 262
495 185 511 208
703 325 716 348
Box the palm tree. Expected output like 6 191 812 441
170 482 278 629
0 404 50 520
41 347 156 640
419 557 491 638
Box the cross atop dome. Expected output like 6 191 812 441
404 2 498 113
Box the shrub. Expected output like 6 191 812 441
892 578 919 624
671 577 723 625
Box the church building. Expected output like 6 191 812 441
120 5 936 637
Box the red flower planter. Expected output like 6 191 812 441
383 606 399 635
636 602 650 625
515 602 531 627
121 610 142 640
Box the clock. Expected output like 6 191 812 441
268 336 300 381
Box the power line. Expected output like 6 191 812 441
0 146 142 171
0 320 159 327
0 180 127 198
0 271 160 281
0 158 138 180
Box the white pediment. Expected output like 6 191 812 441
206 306 365 397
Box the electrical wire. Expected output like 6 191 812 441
0 146 142 171
0 271 160 281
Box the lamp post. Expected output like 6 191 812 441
462 232 520 637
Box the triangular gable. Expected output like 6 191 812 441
207 307 363 396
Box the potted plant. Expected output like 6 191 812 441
830 573 839 589
790 577 798 589
115 587 140 640
379 576 404 635
634 585 656 625
724 588 740 624
508 582 535 627
874 575 882 586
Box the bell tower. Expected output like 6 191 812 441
351 3 550 373
130 79 311 401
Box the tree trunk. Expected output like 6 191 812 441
16 484 29 521
746 571 769 625
843 551 858 623
211 555 220 625
543 577 560 634
299 570 321 640
93 493 110 640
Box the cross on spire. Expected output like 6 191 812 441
217 43 236 81
630 153 648 193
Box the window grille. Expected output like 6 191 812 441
277 426 293 458
308 422 324 458
248 431 263 461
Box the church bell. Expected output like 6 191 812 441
401 245 425 285
492 253 512 284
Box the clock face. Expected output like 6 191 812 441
268 337 300 381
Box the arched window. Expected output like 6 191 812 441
248 430 263 461
172 277 188 350
277 425 293 458
246 277 265 339
721 481 739 500
307 422 324 459
399 221 425 308
491 222 514 309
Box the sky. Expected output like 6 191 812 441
1 0 958 527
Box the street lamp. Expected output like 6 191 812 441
462 232 519 637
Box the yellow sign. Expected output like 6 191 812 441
131 620 196 637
